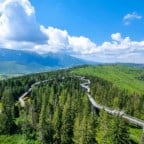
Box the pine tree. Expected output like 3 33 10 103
73 116 82 144
81 115 97 144
112 116 130 144
96 110 113 144
0 88 16 134
52 105 62 144
38 93 49 143
61 96 74 144
73 95 97 144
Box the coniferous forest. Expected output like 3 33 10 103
0 65 144 144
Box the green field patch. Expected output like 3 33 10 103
0 135 40 144
129 126 142 144
72 65 144 94
0 135 24 144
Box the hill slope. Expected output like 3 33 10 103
72 64 144 94
0 48 92 74
0 66 143 143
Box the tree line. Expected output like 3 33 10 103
0 70 133 143
89 75 144 120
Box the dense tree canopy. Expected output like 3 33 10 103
0 67 140 143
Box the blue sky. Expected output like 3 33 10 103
30 0 144 43
0 0 144 63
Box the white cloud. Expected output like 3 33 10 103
90 34 144 63
35 26 144 63
124 12 142 20
0 0 34 15
35 26 100 55
111 33 122 42
0 0 144 63
123 12 142 25
40 26 69 52
0 0 47 43
68 36 100 54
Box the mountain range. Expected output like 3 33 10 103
0 48 94 74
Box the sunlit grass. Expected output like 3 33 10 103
129 126 142 144
0 135 24 144
0 135 40 144
72 65 144 94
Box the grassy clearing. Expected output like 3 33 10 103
0 135 40 144
72 65 144 94
0 135 24 144
129 126 142 144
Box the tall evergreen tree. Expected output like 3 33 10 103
61 96 74 144
96 110 113 144
52 105 62 144
0 88 16 134
112 116 130 144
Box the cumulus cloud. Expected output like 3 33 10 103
91 33 144 63
40 26 69 52
123 12 142 25
36 26 144 63
0 0 144 63
0 0 47 43
34 26 100 55
68 36 100 54
111 33 122 42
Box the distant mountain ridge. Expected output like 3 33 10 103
0 48 94 74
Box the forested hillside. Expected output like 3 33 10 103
72 65 144 120
72 64 144 94
0 48 91 74
0 66 143 143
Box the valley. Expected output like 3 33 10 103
0 48 93 74
0 65 144 143
0 0 143 143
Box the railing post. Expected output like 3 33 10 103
140 127 144 144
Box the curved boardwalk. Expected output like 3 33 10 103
80 76 144 144
80 77 144 127
19 79 50 107
19 76 144 127
19 75 144 143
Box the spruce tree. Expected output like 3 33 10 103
112 116 130 144
61 96 74 144
0 88 16 134
96 110 113 144
52 105 62 144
